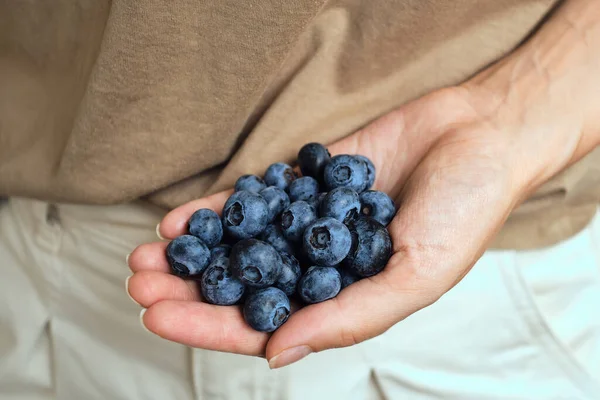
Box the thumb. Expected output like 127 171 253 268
266 126 518 368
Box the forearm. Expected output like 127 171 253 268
464 0 600 188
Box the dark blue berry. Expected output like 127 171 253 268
337 267 361 289
200 257 245 305
258 224 295 255
288 176 319 204
264 162 296 191
355 155 376 191
297 143 331 184
275 252 302 296
359 190 395 226
260 186 290 222
324 155 369 193
280 201 318 242
222 191 269 240
166 235 211 278
298 266 341 304
319 187 360 223
234 174 267 193
188 208 223 248
243 287 291 332
303 218 352 267
344 217 392 277
230 239 283 288
210 244 231 261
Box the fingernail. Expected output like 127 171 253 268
139 308 151 334
156 223 166 240
126 253 131 266
125 276 141 306
268 345 312 369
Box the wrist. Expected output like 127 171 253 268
461 0 600 188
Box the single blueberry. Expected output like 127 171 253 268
298 266 341 304
288 176 320 205
222 191 269 240
258 224 295 255
302 218 352 267
210 244 231 261
243 287 291 332
230 239 283 287
297 142 331 184
259 186 290 222
264 162 297 191
324 154 369 193
280 201 318 242
337 267 362 289
274 252 302 296
319 187 361 223
166 235 211 278
188 208 223 248
343 217 392 277
359 190 396 226
234 174 267 193
200 257 245 306
355 155 376 191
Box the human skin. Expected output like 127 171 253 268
127 0 600 369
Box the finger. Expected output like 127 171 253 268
158 189 233 240
127 270 200 308
142 300 269 356
128 242 170 273
265 257 434 367
266 126 516 367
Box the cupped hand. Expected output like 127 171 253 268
126 80 586 367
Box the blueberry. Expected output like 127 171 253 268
337 267 361 289
275 252 302 296
210 244 231 261
359 190 395 226
200 257 245 305
297 143 331 184
298 266 341 304
234 174 267 193
288 176 319 205
188 208 223 248
166 235 211 278
324 155 369 193
319 187 360 223
303 218 352 267
344 217 392 277
243 287 291 332
355 155 376 191
230 239 283 287
222 191 269 240
280 201 318 242
259 224 295 255
264 162 296 191
259 186 290 222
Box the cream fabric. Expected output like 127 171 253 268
0 198 599 399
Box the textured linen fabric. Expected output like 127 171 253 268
1 0 598 249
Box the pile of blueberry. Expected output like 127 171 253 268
166 143 395 332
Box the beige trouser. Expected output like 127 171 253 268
0 197 599 400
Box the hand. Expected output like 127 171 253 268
127 0 600 368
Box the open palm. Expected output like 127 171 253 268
126 86 575 367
